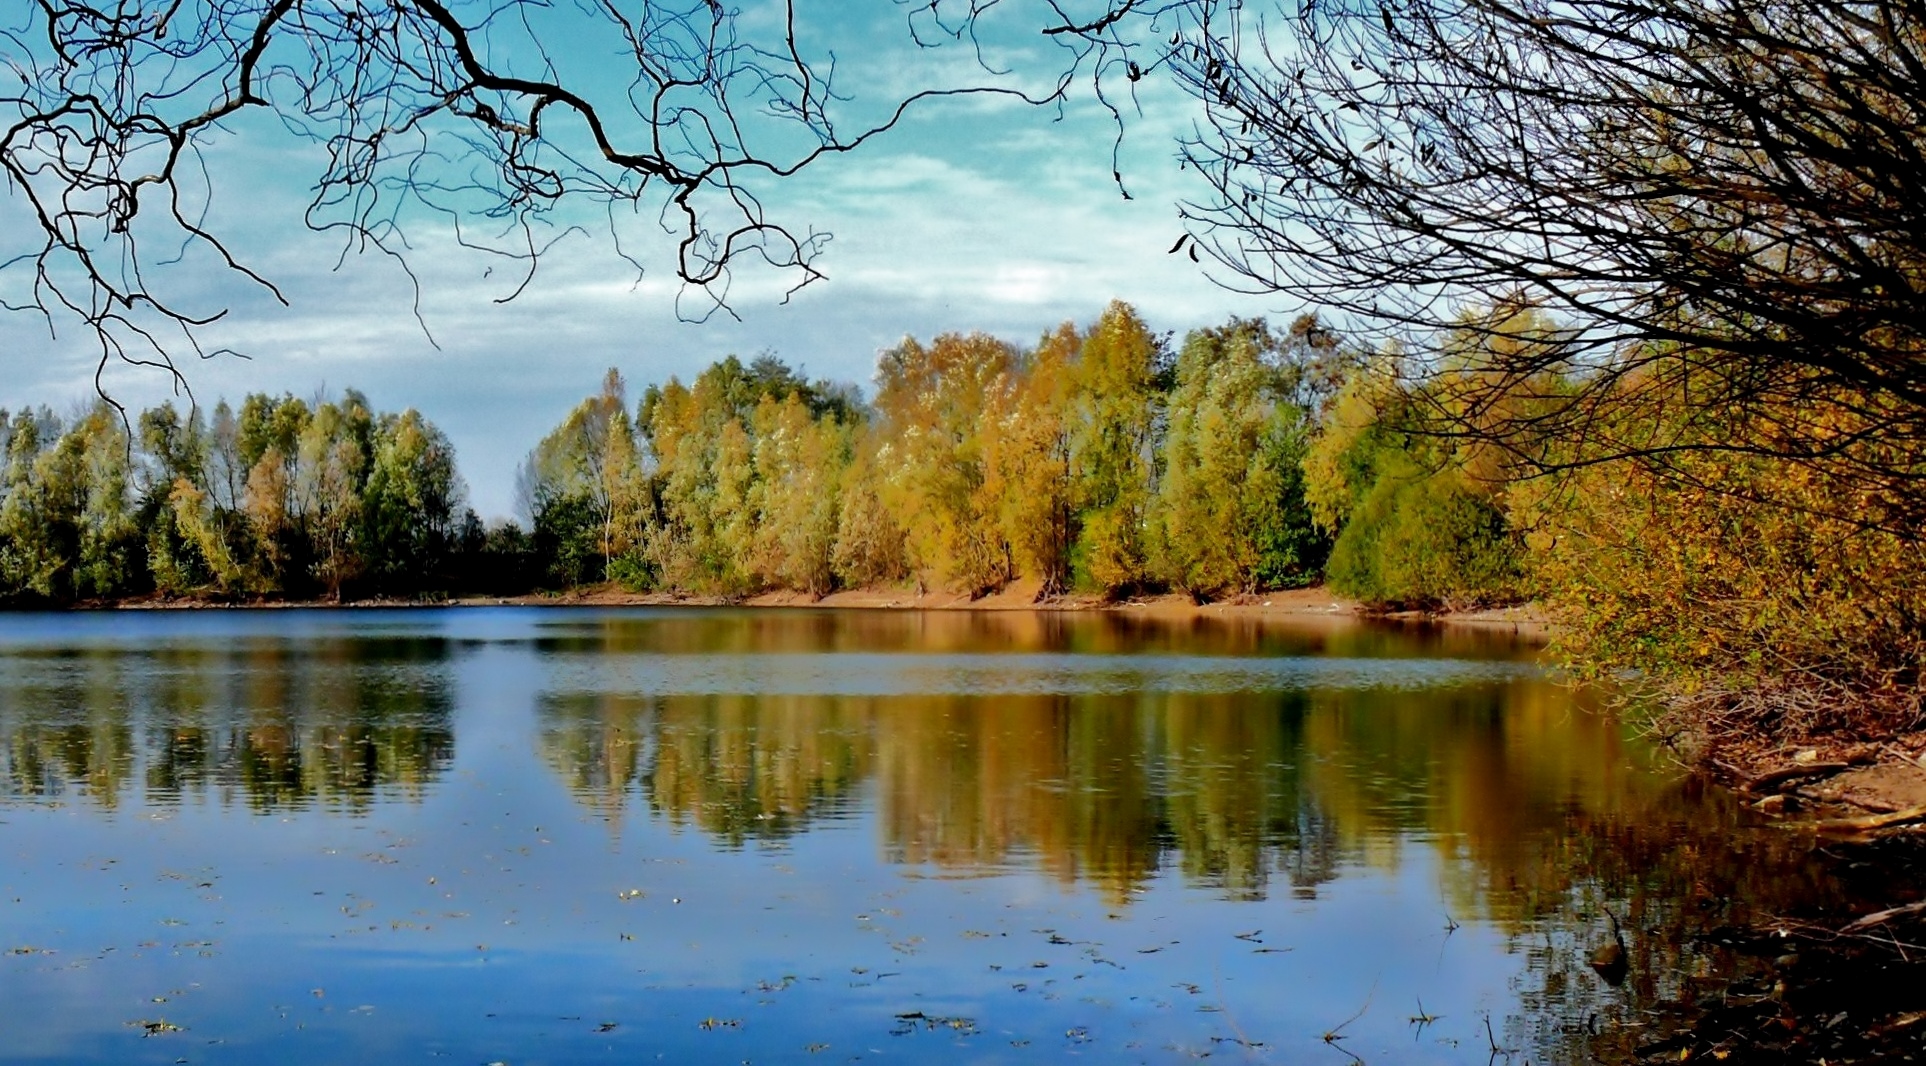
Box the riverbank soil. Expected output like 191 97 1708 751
1717 735 1926 821
470 581 1554 635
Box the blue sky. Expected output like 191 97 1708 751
3 3 1288 520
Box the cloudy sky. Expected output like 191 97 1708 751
3 3 1289 519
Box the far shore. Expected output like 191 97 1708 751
93 581 1554 639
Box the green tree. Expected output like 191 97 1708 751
523 369 633 585
0 404 142 601
0 409 60 600
167 479 246 594
73 405 142 597
630 354 863 596
1155 319 1327 598
1069 301 1162 595
1304 360 1524 608
361 409 465 593
139 403 211 595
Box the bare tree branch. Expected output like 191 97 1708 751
0 0 1178 397
1163 0 1926 531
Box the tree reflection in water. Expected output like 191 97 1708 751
533 642 1844 1064
0 608 1861 1064
0 637 454 811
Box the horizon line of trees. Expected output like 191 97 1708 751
518 294 1926 749
0 299 1539 610
521 301 1359 604
0 389 520 605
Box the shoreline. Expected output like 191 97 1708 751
86 582 1555 639
40 586 1926 817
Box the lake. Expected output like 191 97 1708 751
0 607 1837 1063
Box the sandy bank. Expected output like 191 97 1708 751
1716 735 1926 826
459 581 1555 638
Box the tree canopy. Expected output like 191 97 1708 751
1169 0 1926 530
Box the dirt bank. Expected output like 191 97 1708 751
460 581 1555 638
1714 735 1926 825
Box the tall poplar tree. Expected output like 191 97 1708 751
981 322 1080 595
871 332 1017 594
1069 301 1162 595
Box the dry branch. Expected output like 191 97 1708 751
1812 805 1926 834
1843 900 1926 934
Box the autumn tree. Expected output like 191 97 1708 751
746 396 851 596
1068 302 1163 595
624 355 859 596
831 440 911 590
870 332 1019 595
238 393 312 591
981 323 1081 595
1154 318 1328 598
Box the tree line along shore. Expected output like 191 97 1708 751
3 300 1921 777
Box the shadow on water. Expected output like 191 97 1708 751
0 607 1884 1063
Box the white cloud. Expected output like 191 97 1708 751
1 12 1295 521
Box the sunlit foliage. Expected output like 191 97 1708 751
523 302 1349 603
1067 301 1162 594
0 392 471 604
870 332 1020 594
1154 318 1331 598
1528 390 1926 744
629 356 859 595
1304 349 1527 609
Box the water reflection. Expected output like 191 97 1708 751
531 681 1717 911
525 605 1539 659
0 636 453 810
0 608 1856 1065
522 620 1844 1062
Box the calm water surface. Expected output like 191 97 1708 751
0 608 1836 1063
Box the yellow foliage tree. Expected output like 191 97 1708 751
871 332 1016 595
1069 301 1161 594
